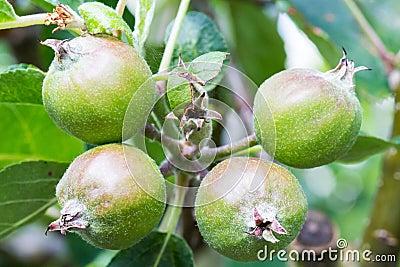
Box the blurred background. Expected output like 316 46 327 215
0 0 398 266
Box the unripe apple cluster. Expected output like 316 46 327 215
42 32 366 261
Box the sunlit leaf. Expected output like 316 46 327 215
0 103 84 169
0 64 44 105
133 0 156 56
79 2 133 45
0 0 17 23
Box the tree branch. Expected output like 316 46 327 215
344 1 400 264
202 133 258 160
0 14 47 30
361 82 400 266
342 0 395 71
155 172 189 266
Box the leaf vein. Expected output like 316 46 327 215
0 198 52 206
0 198 57 238
0 178 59 187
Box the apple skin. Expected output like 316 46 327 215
52 143 166 250
42 35 155 145
253 68 362 168
195 157 307 262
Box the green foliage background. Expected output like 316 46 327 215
0 0 399 266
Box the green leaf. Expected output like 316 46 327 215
0 103 84 169
227 1 286 87
189 51 229 90
167 52 229 111
165 13 229 110
108 231 194 267
133 0 156 56
0 64 45 104
167 75 191 112
0 0 17 23
0 161 69 239
287 0 391 99
339 134 400 163
165 11 228 67
78 2 133 45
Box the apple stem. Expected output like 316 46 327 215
159 172 188 232
0 13 48 30
0 5 84 35
148 0 191 159
145 123 260 163
158 0 191 73
155 172 189 267
115 0 128 17
202 133 259 160
152 73 171 82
